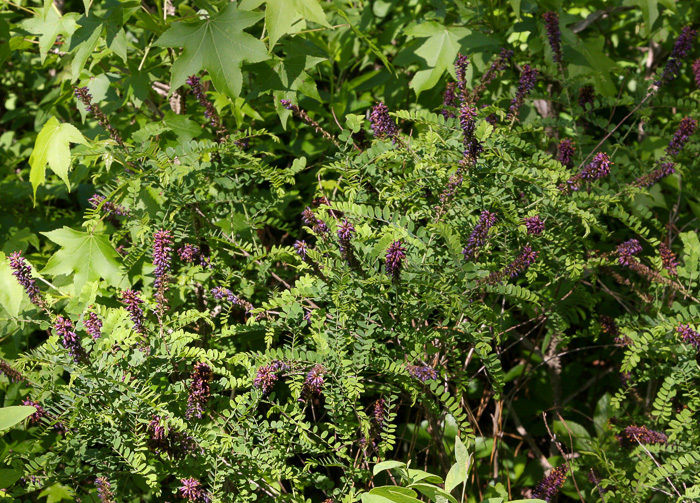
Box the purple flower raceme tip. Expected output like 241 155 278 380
480 48 513 87
337 219 360 268
455 53 469 99
581 152 612 180
677 324 700 349
9 251 43 307
74 86 125 148
406 364 438 382
211 287 236 302
558 139 575 167
83 311 102 339
253 360 289 395
301 207 329 235
666 116 697 158
186 362 213 420
22 399 65 432
578 85 595 109
523 215 545 235
370 102 398 139
634 162 676 187
95 477 116 503
659 242 679 275
617 239 643 267
0 359 23 382
301 364 325 399
441 82 458 118
460 103 483 164
187 75 223 132
385 240 407 283
542 12 563 63
372 398 387 428
462 210 498 260
508 65 538 120
54 316 84 363
152 230 173 308
179 477 211 503
616 425 668 447
89 194 129 216
294 240 308 260
120 289 146 335
693 59 700 88
485 245 538 285
531 465 568 502
656 26 697 87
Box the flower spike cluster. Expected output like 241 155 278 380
0 359 24 382
187 75 223 132
95 477 116 503
179 477 211 503
89 194 129 216
635 116 696 187
83 311 102 339
370 102 398 140
302 207 329 235
385 240 407 283
562 152 612 192
460 103 482 164
152 230 173 309
659 242 679 275
508 65 538 120
120 289 146 336
9 251 43 307
616 425 667 447
406 364 438 382
462 210 498 260
301 364 325 399
186 362 213 419
578 85 595 109
542 12 563 63
54 316 85 363
178 244 211 268
523 215 545 235
558 139 575 167
656 26 697 87
253 360 289 395
531 465 568 502
74 87 125 148
677 324 700 349
693 58 700 87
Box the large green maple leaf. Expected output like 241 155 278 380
155 3 269 99
41 227 124 293
21 5 79 63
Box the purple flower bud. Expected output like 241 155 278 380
370 102 398 139
95 477 116 503
179 477 211 503
666 116 697 157
337 220 360 268
578 85 595 109
617 239 642 266
83 311 102 339
462 210 497 260
656 26 697 86
542 12 563 63
177 244 198 263
693 59 700 88
294 240 308 260
153 230 173 308
659 242 679 275
634 162 675 187
406 364 438 382
147 415 199 458
558 139 575 167
120 289 146 335
508 65 538 120
54 315 84 363
9 251 43 307
385 240 407 283
523 215 545 235
186 362 213 420
531 465 568 502
616 425 667 447
301 364 325 399
372 398 387 429
677 324 700 349
0 359 23 382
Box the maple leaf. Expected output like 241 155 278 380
21 5 79 63
41 227 125 293
155 3 269 99
28 117 86 202
240 0 329 48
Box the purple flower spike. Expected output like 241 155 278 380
89 194 129 216
531 465 568 502
179 477 211 503
634 162 676 187
659 242 679 275
120 289 146 335
280 99 293 110
253 364 279 395
294 240 308 260
95 477 116 503
74 87 125 147
211 287 236 302
616 425 667 447
84 311 102 339
301 364 325 399
337 220 360 268
406 364 438 382
693 59 700 87
666 116 697 158
508 65 538 120
455 53 470 100
186 362 213 420
9 251 43 307
558 139 575 167
617 239 642 267
460 103 482 164
188 75 223 131
385 240 407 283
656 26 697 87
23 399 47 425
0 359 23 382
370 102 398 139
462 210 497 260
523 216 545 235
677 324 700 348
54 316 84 363
542 12 563 63
481 48 513 87
581 152 612 180
153 230 173 308
301 207 329 235
441 82 458 118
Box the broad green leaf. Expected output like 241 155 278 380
68 15 103 79
0 406 36 431
21 6 79 62
41 227 124 293
632 0 658 37
373 460 406 475
241 0 327 48
405 23 469 96
346 114 364 133
155 3 269 99
445 435 470 492
28 117 86 201
39 483 74 503
370 486 422 503
410 483 457 503
0 252 26 317
509 0 521 18
0 468 22 489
